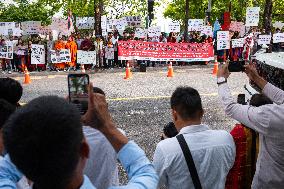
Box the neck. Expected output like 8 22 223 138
65 174 84 189
176 120 202 132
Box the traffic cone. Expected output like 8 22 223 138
124 62 132 79
212 59 218 75
81 65 86 73
23 66 31 84
167 62 174 77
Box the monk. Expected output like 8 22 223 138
65 36 77 70
54 37 66 70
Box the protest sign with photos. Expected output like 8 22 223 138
217 40 230 50
273 33 284 43
168 21 180 33
188 19 204 31
76 17 95 29
50 49 71 63
77 50 96 64
105 47 115 60
232 38 245 48
246 7 260 26
148 26 161 37
0 41 13 59
200 26 213 37
217 31 230 41
135 28 147 38
31 44 45 64
258 35 271 45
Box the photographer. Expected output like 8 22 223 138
217 61 284 188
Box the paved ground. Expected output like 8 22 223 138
3 65 248 185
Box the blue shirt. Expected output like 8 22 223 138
0 141 158 189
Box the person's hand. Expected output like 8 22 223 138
217 60 230 79
244 64 260 81
81 83 114 132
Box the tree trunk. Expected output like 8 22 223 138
263 0 273 34
94 0 103 36
184 0 189 42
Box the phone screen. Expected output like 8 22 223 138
228 61 246 72
68 74 89 115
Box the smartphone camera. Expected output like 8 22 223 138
68 74 90 115
228 60 246 72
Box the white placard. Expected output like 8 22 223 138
50 49 71 63
77 50 96 64
115 17 128 31
273 21 284 29
21 21 42 35
217 40 230 50
31 44 45 64
273 33 284 43
105 47 114 60
217 31 230 41
188 19 204 31
101 15 107 29
148 26 161 37
76 17 95 29
232 38 245 48
200 26 213 37
50 18 69 35
168 21 180 33
135 28 147 38
125 16 141 27
246 7 260 26
0 41 13 59
258 35 271 45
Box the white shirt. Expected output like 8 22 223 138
83 126 119 189
153 124 235 189
218 81 284 189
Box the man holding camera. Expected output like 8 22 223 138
153 87 236 189
218 62 284 188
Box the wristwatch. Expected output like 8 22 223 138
217 77 227 85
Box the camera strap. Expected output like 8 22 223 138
176 134 202 189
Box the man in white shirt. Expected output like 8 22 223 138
218 62 284 189
153 87 236 189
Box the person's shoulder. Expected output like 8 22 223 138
208 129 234 146
156 137 179 155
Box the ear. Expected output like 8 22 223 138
172 109 178 122
80 138 90 159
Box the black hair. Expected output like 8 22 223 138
250 94 273 107
170 87 203 120
93 87 105 96
0 99 16 129
3 96 83 189
0 77 23 105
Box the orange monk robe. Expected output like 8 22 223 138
54 40 66 69
65 41 77 67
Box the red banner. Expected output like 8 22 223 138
118 41 214 62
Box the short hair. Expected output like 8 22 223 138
250 94 273 107
0 99 16 129
170 87 203 120
0 78 23 105
93 87 105 96
3 96 83 189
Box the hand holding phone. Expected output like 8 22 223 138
228 60 246 72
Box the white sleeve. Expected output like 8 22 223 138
153 144 168 188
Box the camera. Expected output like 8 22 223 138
161 122 178 140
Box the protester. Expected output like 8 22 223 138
66 36 78 71
0 83 158 189
153 86 236 189
54 36 66 70
0 77 23 106
218 62 284 188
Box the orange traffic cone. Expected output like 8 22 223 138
23 66 31 84
167 62 174 77
212 60 218 75
81 65 86 73
124 62 132 79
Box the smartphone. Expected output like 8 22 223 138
228 60 246 72
237 94 246 105
68 74 90 115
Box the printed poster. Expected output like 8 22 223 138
246 7 260 26
168 21 180 33
77 50 96 64
135 28 147 38
273 33 284 43
200 26 213 37
50 49 71 63
105 47 114 60
217 40 230 50
31 44 45 64
258 35 271 45
229 21 244 32
148 26 161 37
76 17 95 29
125 16 141 27
188 19 204 31
217 31 230 41
21 21 42 35
0 41 13 59
232 38 245 48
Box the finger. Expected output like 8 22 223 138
88 83 95 107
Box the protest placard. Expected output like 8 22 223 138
50 49 71 63
135 28 147 38
273 33 284 43
50 18 69 35
105 47 114 60
0 41 13 59
232 38 244 48
148 26 161 37
21 21 42 35
200 26 213 37
258 35 271 45
246 7 260 26
31 44 45 64
229 21 244 32
188 19 203 31
217 40 230 50
115 18 128 31
217 31 230 41
101 15 107 29
77 50 96 64
168 21 180 33
76 17 95 29
125 16 141 27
